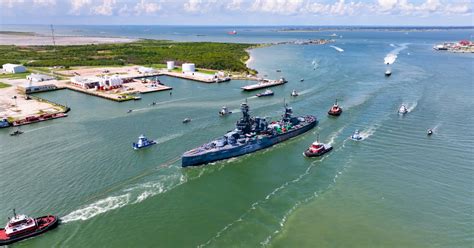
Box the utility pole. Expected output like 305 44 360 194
50 24 56 51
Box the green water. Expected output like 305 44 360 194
1 30 473 247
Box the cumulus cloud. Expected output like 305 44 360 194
90 0 116 16
250 0 305 15
69 0 92 14
134 0 161 15
226 0 243 10
33 0 56 6
183 0 218 13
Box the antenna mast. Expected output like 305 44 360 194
50 24 56 51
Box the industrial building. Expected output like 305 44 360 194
167 61 175 70
2 64 26 74
27 73 55 82
138 67 156 74
182 63 195 72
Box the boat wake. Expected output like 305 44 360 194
155 133 185 144
327 127 345 145
403 101 418 113
357 125 378 140
62 158 185 223
330 45 344 52
384 43 409 65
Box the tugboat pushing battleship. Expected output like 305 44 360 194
182 101 317 167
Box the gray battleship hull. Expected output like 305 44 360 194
182 119 317 167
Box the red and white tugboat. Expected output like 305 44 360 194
304 134 333 157
328 99 342 116
0 209 59 245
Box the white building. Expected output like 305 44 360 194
182 63 195 72
167 61 175 70
98 75 123 88
27 73 55 82
138 66 156 74
71 76 99 89
2 64 26 74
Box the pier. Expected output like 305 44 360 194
241 78 288 91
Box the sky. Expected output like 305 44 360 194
0 0 472 26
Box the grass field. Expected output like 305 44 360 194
0 82 11 88
0 40 256 73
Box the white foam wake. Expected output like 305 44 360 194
384 43 409 65
61 194 131 223
330 45 344 52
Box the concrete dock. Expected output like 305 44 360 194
241 78 287 91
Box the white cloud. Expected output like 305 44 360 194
226 0 243 10
444 1 471 14
377 0 398 11
183 0 201 12
33 0 56 6
134 0 161 15
69 0 91 14
183 0 218 13
90 0 116 16
250 0 305 15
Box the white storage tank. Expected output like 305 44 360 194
167 61 175 70
182 63 195 72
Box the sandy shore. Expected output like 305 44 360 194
0 34 137 46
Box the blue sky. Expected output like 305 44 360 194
0 0 472 26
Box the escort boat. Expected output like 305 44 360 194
291 89 299 97
427 129 433 136
328 99 342 116
304 135 333 157
132 134 157 150
398 105 408 114
256 89 274 97
182 102 317 167
0 210 58 246
219 106 232 116
351 130 363 141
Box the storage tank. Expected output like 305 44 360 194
167 61 175 70
182 63 195 72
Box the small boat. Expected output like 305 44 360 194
398 105 408 114
276 69 281 72
385 69 392 77
10 129 23 136
300 78 304 82
427 129 433 136
183 118 192 124
127 109 132 113
150 102 156 106
0 209 59 246
291 89 299 97
228 30 237 35
304 135 333 157
219 106 232 116
328 99 342 116
132 134 157 150
351 130 363 141
256 89 274 97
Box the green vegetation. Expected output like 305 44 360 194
0 82 11 88
0 71 29 79
0 40 257 73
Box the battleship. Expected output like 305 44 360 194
182 102 317 167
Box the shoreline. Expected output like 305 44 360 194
0 33 138 46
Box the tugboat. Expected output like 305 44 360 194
182 101 317 167
219 106 232 116
328 99 342 116
183 118 192 124
10 129 23 136
291 89 299 97
398 105 408 114
0 209 58 246
256 89 274 97
351 129 363 141
303 134 333 157
427 129 433 136
132 134 157 150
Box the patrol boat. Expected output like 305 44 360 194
132 134 156 150
182 102 317 167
